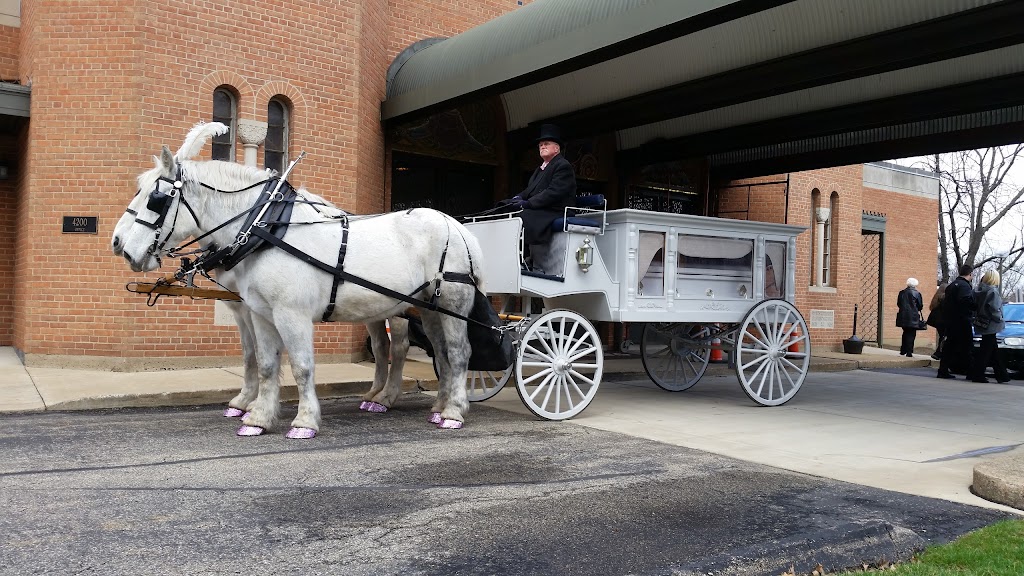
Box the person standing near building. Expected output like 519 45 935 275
927 282 948 360
937 264 976 379
970 270 1010 383
896 278 924 357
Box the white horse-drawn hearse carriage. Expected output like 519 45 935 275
462 198 809 421
115 123 809 436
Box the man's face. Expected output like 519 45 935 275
538 140 560 162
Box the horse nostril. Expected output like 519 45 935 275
113 236 120 248
123 252 133 264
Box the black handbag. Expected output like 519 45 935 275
974 315 992 331
914 312 928 330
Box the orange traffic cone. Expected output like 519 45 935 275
710 337 724 362
788 326 801 353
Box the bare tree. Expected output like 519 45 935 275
918 146 1024 285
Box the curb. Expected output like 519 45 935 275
973 454 1024 511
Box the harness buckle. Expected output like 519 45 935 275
254 221 267 228
236 231 250 246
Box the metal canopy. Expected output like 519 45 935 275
0 83 30 118
383 0 1024 177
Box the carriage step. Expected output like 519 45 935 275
521 270 564 282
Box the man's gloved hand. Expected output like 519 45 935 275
514 199 529 209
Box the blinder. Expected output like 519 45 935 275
136 175 184 230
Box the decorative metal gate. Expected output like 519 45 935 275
860 232 882 342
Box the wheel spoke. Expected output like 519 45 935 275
531 372 557 403
568 369 597 388
567 345 598 363
743 326 771 350
740 353 769 371
521 367 554 385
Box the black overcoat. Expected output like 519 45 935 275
942 276 977 329
519 154 576 245
895 287 923 328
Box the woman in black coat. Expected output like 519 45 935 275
896 277 924 357
927 282 947 360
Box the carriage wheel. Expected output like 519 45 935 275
640 322 712 391
432 359 513 402
466 367 514 401
515 309 603 421
735 299 810 406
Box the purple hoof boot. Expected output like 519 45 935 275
365 402 388 413
285 427 317 439
223 407 245 418
428 412 443 424
438 419 464 430
359 401 370 411
237 425 266 437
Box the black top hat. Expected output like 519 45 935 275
535 123 564 146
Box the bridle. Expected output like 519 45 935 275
123 166 201 268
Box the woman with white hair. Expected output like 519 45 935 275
970 270 1010 383
896 277 924 357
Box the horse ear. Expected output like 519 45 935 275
160 145 175 175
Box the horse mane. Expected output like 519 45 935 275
175 122 229 161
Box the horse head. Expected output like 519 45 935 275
115 145 199 272
113 122 229 271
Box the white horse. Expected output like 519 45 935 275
114 124 481 437
111 127 413 434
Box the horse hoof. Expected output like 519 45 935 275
223 407 245 418
359 401 370 410
437 419 464 430
237 425 266 437
365 402 388 413
428 412 442 424
285 427 317 439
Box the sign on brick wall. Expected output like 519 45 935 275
62 216 97 234
809 309 835 329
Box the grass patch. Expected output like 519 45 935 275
850 519 1024 574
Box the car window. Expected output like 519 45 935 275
1003 304 1024 322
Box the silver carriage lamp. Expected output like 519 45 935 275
575 238 594 272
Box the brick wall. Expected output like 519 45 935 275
721 166 870 351
12 0 529 367
0 23 16 79
863 186 939 349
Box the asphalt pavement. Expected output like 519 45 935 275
0 395 1013 576
2 345 1023 575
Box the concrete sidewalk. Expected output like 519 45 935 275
2 345 1021 513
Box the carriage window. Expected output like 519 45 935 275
212 88 237 161
265 98 289 173
677 236 753 278
637 231 665 297
765 241 787 299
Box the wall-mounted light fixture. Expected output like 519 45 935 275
0 166 9 180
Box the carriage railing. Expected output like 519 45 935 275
560 195 608 234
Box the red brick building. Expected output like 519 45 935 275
0 0 941 368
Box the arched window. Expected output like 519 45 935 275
824 191 839 286
265 98 290 173
212 87 237 161
810 189 820 286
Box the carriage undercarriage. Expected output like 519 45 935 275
462 208 809 421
